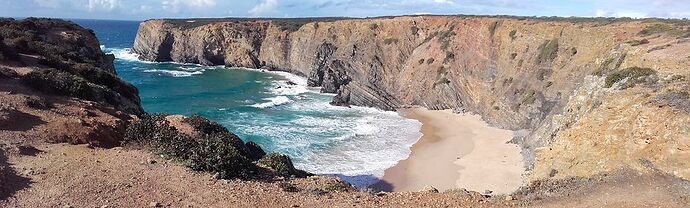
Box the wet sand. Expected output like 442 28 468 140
373 108 525 194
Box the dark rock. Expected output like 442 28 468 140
24 96 53 110
245 141 266 161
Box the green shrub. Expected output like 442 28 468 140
25 96 52 109
257 153 305 176
21 69 95 101
278 182 299 192
509 30 517 40
324 181 352 192
383 38 399 45
437 26 456 50
433 66 451 86
522 90 537 105
489 21 500 37
443 52 455 63
187 134 255 179
182 115 230 136
245 141 266 160
638 24 674 36
426 58 435 64
536 39 559 64
626 39 650 46
125 115 278 180
0 67 17 78
411 25 419 36
274 21 307 32
604 67 657 88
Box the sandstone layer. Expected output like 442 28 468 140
133 16 690 182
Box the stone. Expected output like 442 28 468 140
420 185 439 193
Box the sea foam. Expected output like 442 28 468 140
251 96 292 109
143 69 204 77
234 69 423 188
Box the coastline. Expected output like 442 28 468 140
373 108 525 194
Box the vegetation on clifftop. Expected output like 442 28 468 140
1 18 142 115
604 67 657 88
125 114 310 180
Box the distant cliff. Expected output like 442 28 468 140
133 16 690 182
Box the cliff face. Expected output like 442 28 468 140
133 16 690 181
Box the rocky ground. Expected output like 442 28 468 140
1 143 688 207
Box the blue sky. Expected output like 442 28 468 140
2 0 689 20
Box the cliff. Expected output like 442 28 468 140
133 16 690 182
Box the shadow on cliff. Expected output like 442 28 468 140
325 174 394 192
0 149 32 201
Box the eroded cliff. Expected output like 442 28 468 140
133 16 690 182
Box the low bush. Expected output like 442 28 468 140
245 141 266 160
278 182 299 192
125 115 309 180
536 39 559 64
182 115 230 136
605 67 657 88
125 115 256 179
489 21 500 37
437 26 456 50
509 30 517 40
639 24 675 36
25 96 53 110
324 181 352 192
21 69 95 100
443 52 455 63
626 39 650 46
257 153 307 177
410 25 419 36
0 67 17 78
521 90 537 105
383 38 398 45
187 134 256 179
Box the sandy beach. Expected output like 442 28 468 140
373 108 525 194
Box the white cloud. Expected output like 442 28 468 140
249 0 278 16
163 0 217 13
595 9 648 18
433 0 455 4
87 0 120 12
34 0 60 8
133 5 152 14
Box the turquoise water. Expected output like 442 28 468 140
74 20 422 187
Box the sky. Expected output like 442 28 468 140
1 0 690 21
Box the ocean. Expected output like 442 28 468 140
73 19 422 187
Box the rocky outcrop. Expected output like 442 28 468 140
133 16 690 181
1 18 141 115
1 18 143 147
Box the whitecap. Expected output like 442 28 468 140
143 69 204 77
250 96 292 109
104 47 148 63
